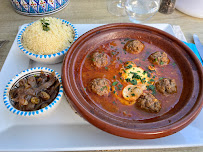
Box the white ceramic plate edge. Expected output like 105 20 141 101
0 24 202 151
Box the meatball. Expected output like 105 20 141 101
90 78 110 96
92 52 108 68
148 51 170 66
155 78 177 94
136 93 161 113
124 40 144 54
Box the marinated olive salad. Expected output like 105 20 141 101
10 71 60 111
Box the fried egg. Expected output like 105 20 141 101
121 61 151 85
122 84 146 101
118 61 155 105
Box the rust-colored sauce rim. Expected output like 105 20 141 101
62 23 203 139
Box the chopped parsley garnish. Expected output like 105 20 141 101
84 88 86 91
86 55 90 58
172 62 176 66
118 84 123 90
131 93 135 96
147 85 156 95
121 42 125 44
113 76 116 79
147 85 155 90
159 77 164 80
112 101 116 105
141 78 146 84
113 91 116 94
105 67 108 70
125 65 132 69
142 59 145 61
160 61 165 65
111 51 116 55
101 86 107 91
130 79 137 85
125 78 131 82
110 46 114 48
126 78 137 85
112 81 118 86
123 49 127 54
118 72 122 75
123 69 127 73
149 70 155 73
128 88 131 91
91 58 95 61
124 38 130 41
150 79 154 82
147 72 151 77
152 76 156 78
154 58 158 62
131 72 142 80
143 71 147 75
40 18 50 31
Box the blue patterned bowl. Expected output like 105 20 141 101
10 0 69 16
17 18 78 64
3 67 63 116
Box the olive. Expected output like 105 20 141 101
20 98 28 106
39 91 50 100
31 97 40 104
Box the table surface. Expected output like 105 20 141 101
0 0 203 151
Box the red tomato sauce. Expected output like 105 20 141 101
81 38 183 121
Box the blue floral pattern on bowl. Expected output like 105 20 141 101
10 0 69 16
3 67 63 116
